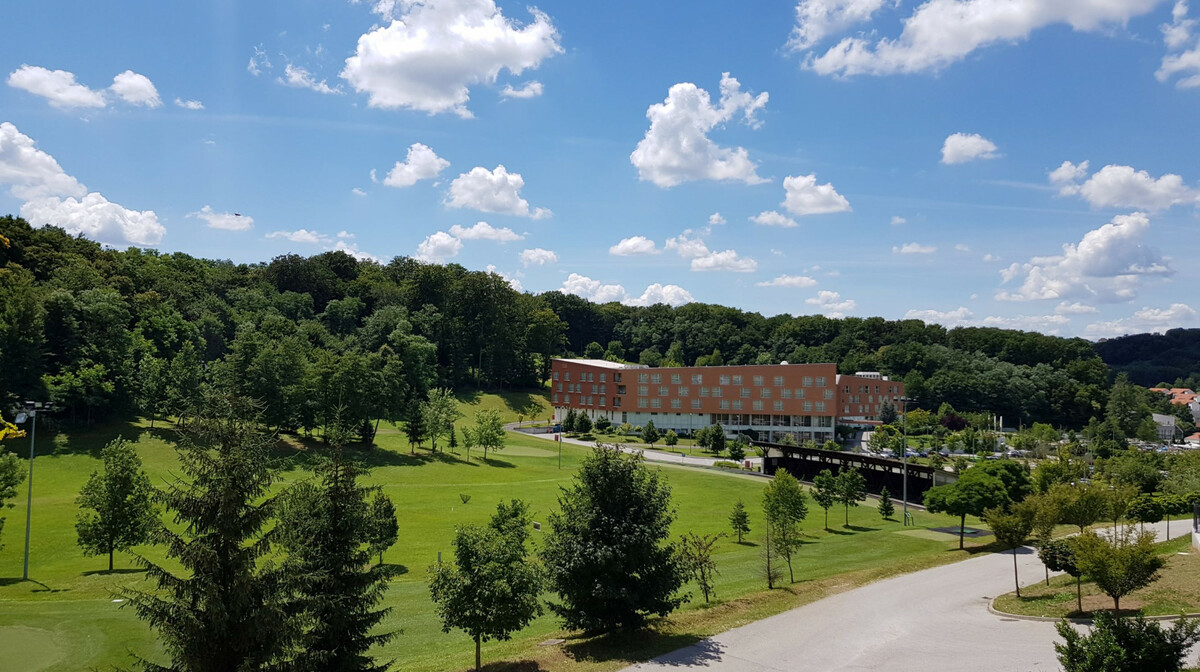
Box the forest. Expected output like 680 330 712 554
0 215 1182 435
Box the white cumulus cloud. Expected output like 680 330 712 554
609 236 660 256
520 247 557 266
174 98 204 110
448 221 522 241
997 212 1171 302
904 307 974 326
445 165 550 218
266 229 330 244
750 210 799 227
757 274 818 288
691 249 757 273
561 273 628 304
279 64 342 95
500 80 543 98
626 283 696 307
890 215 906 225
806 290 857 317
189 206 253 231
1051 161 1198 212
0 122 163 246
1055 301 1099 315
341 0 563 117
109 70 161 108
781 173 851 216
1086 303 1198 338
1158 1 1200 88
630 73 769 188
7 65 107 109
941 133 999 164
709 212 727 226
383 143 450 187
800 0 1161 77
788 0 890 51
416 231 463 262
893 242 936 254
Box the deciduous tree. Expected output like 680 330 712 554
1073 529 1165 612
923 468 1009 549
75 437 157 571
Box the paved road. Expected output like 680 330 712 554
508 424 764 471
622 521 1197 672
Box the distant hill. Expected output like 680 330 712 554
1093 328 1200 387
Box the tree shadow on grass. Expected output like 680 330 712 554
562 629 723 667
842 525 879 533
271 436 479 471
380 563 409 577
479 661 547 672
734 540 759 547
81 568 146 577
480 457 517 469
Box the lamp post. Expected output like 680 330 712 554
17 400 54 581
898 396 915 527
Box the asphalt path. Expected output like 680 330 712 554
507 424 764 470
622 520 1197 672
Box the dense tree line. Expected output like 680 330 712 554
0 215 1141 431
1093 328 1200 388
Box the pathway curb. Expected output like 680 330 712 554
987 599 1200 623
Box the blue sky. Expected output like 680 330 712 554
2 0 1198 339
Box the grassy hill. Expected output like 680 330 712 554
0 393 986 672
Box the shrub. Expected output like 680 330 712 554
1055 612 1200 672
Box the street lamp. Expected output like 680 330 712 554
897 396 916 527
15 400 54 581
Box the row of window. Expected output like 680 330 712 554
632 372 828 387
551 394 622 408
632 385 835 400
557 382 608 394
553 370 623 383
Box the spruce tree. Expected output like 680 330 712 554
877 486 895 520
122 395 294 672
365 491 399 565
404 402 426 453
75 437 157 571
276 431 397 672
728 499 750 543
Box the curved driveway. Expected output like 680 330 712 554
623 520 1195 672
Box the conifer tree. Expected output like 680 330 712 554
366 491 399 566
877 486 895 520
276 427 397 672
75 437 157 571
122 395 294 672
728 499 750 543
404 402 426 454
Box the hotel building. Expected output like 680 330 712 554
550 358 904 443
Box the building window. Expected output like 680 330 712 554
638 385 649 396
600 373 606 382
691 399 701 409
614 397 621 407
553 371 560 380
565 372 571 381
699 387 709 397
752 375 764 386
638 373 649 383
651 398 662 408
678 386 689 396
658 386 669 396
670 374 682 385
691 374 703 385
713 387 723 397
600 385 607 394
740 388 751 398
781 389 792 399
816 376 826 387
803 401 813 411
651 373 662 384
773 375 785 386
824 389 833 400
761 388 772 398
816 401 826 412
671 399 682 409
802 376 813 387
552 393 558 403
556 383 563 392
564 394 571 404
592 384 598 393
614 372 622 382
752 400 763 411
796 389 806 399
617 385 626 395
773 400 784 411
638 398 648 408
719 399 730 410
732 400 744 410
732 375 743 385
719 375 731 386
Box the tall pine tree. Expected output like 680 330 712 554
276 426 397 672
122 395 294 672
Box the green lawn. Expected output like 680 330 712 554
0 394 987 672
993 534 1200 619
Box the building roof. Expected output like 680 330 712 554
553 358 646 370
1152 413 1176 425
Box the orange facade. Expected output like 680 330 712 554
550 359 904 431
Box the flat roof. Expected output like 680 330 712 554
552 358 647 369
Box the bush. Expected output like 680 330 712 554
712 461 742 470
664 430 678 447
1055 612 1200 672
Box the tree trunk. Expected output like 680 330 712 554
1045 563 1049 586
959 514 966 550
379 551 383 566
1114 595 1120 612
845 504 850 527
475 634 481 671
1012 548 1020 598
787 558 794 584
824 508 829 530
1076 576 1082 613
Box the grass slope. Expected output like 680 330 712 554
0 393 986 672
